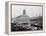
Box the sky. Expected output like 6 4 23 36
12 5 42 18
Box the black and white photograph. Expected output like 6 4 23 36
11 4 43 32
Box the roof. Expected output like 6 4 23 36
16 14 29 18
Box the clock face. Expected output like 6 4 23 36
11 4 43 32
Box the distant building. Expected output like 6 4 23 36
15 9 31 27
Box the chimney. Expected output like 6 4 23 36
23 9 26 15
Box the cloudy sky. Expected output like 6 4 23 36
12 5 42 18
